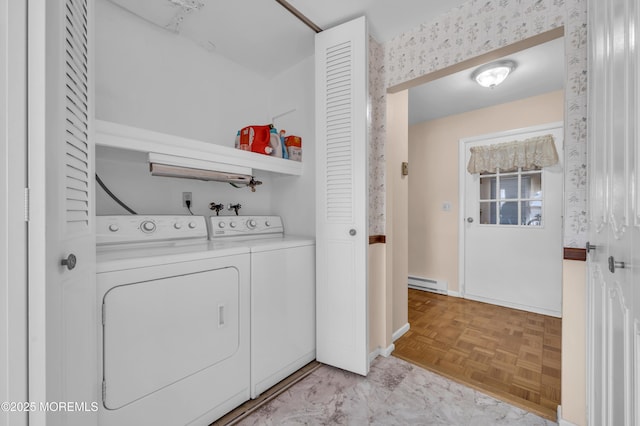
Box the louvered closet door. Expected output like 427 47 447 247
28 1 97 425
315 16 369 376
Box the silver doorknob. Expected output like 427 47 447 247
349 229 356 236
61 253 77 271
608 256 625 273
467 217 474 223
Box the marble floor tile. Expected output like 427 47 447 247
235 356 557 426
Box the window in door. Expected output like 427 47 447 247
479 167 543 226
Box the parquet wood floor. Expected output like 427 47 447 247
393 289 561 421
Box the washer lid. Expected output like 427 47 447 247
97 240 249 273
245 235 315 253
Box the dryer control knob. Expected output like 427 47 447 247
218 222 226 229
248 219 257 229
230 222 237 228
141 220 156 233
188 222 197 229
265 221 271 227
108 224 119 232
174 222 182 230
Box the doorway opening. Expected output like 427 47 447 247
390 29 565 421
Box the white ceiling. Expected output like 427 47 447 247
106 0 468 78
408 37 565 125
104 0 563 121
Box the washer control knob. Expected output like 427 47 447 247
108 224 119 232
248 219 257 229
141 220 156 233
188 222 197 229
265 221 271 227
174 222 182 230
218 222 226 229
230 222 237 228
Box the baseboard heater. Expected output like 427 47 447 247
408 276 448 295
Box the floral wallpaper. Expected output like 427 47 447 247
373 0 588 248
368 37 387 235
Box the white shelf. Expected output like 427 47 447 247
95 120 303 176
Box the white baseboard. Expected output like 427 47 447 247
557 405 578 426
381 343 394 357
447 290 460 297
464 293 562 318
392 323 410 342
368 343 395 363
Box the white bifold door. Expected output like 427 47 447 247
28 1 97 425
587 0 640 424
315 16 369 376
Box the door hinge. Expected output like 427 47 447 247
102 380 106 400
24 187 30 222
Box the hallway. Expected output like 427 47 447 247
394 290 561 421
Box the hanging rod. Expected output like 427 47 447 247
274 0 322 33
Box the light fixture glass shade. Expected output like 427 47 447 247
471 60 517 88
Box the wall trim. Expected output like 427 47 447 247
557 405 579 426
392 323 410 342
368 344 395 364
447 290 460 297
465 293 561 318
369 235 386 244
564 247 587 261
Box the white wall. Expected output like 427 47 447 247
95 0 270 145
96 146 274 217
561 260 587 426
386 91 409 337
267 56 315 237
95 0 316 226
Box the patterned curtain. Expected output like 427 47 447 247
467 134 559 174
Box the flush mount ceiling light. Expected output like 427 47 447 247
471 60 517 88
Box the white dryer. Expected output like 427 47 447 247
96 215 250 426
209 216 316 398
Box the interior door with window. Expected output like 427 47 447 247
461 123 563 317
28 1 97 425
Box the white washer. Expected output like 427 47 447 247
209 216 316 398
96 215 250 426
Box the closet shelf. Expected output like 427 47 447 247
95 120 303 177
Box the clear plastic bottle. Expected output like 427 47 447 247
279 129 289 159
269 127 283 157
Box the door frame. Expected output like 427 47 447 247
458 121 564 301
1 1 29 424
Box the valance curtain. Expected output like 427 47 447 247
466 134 559 174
